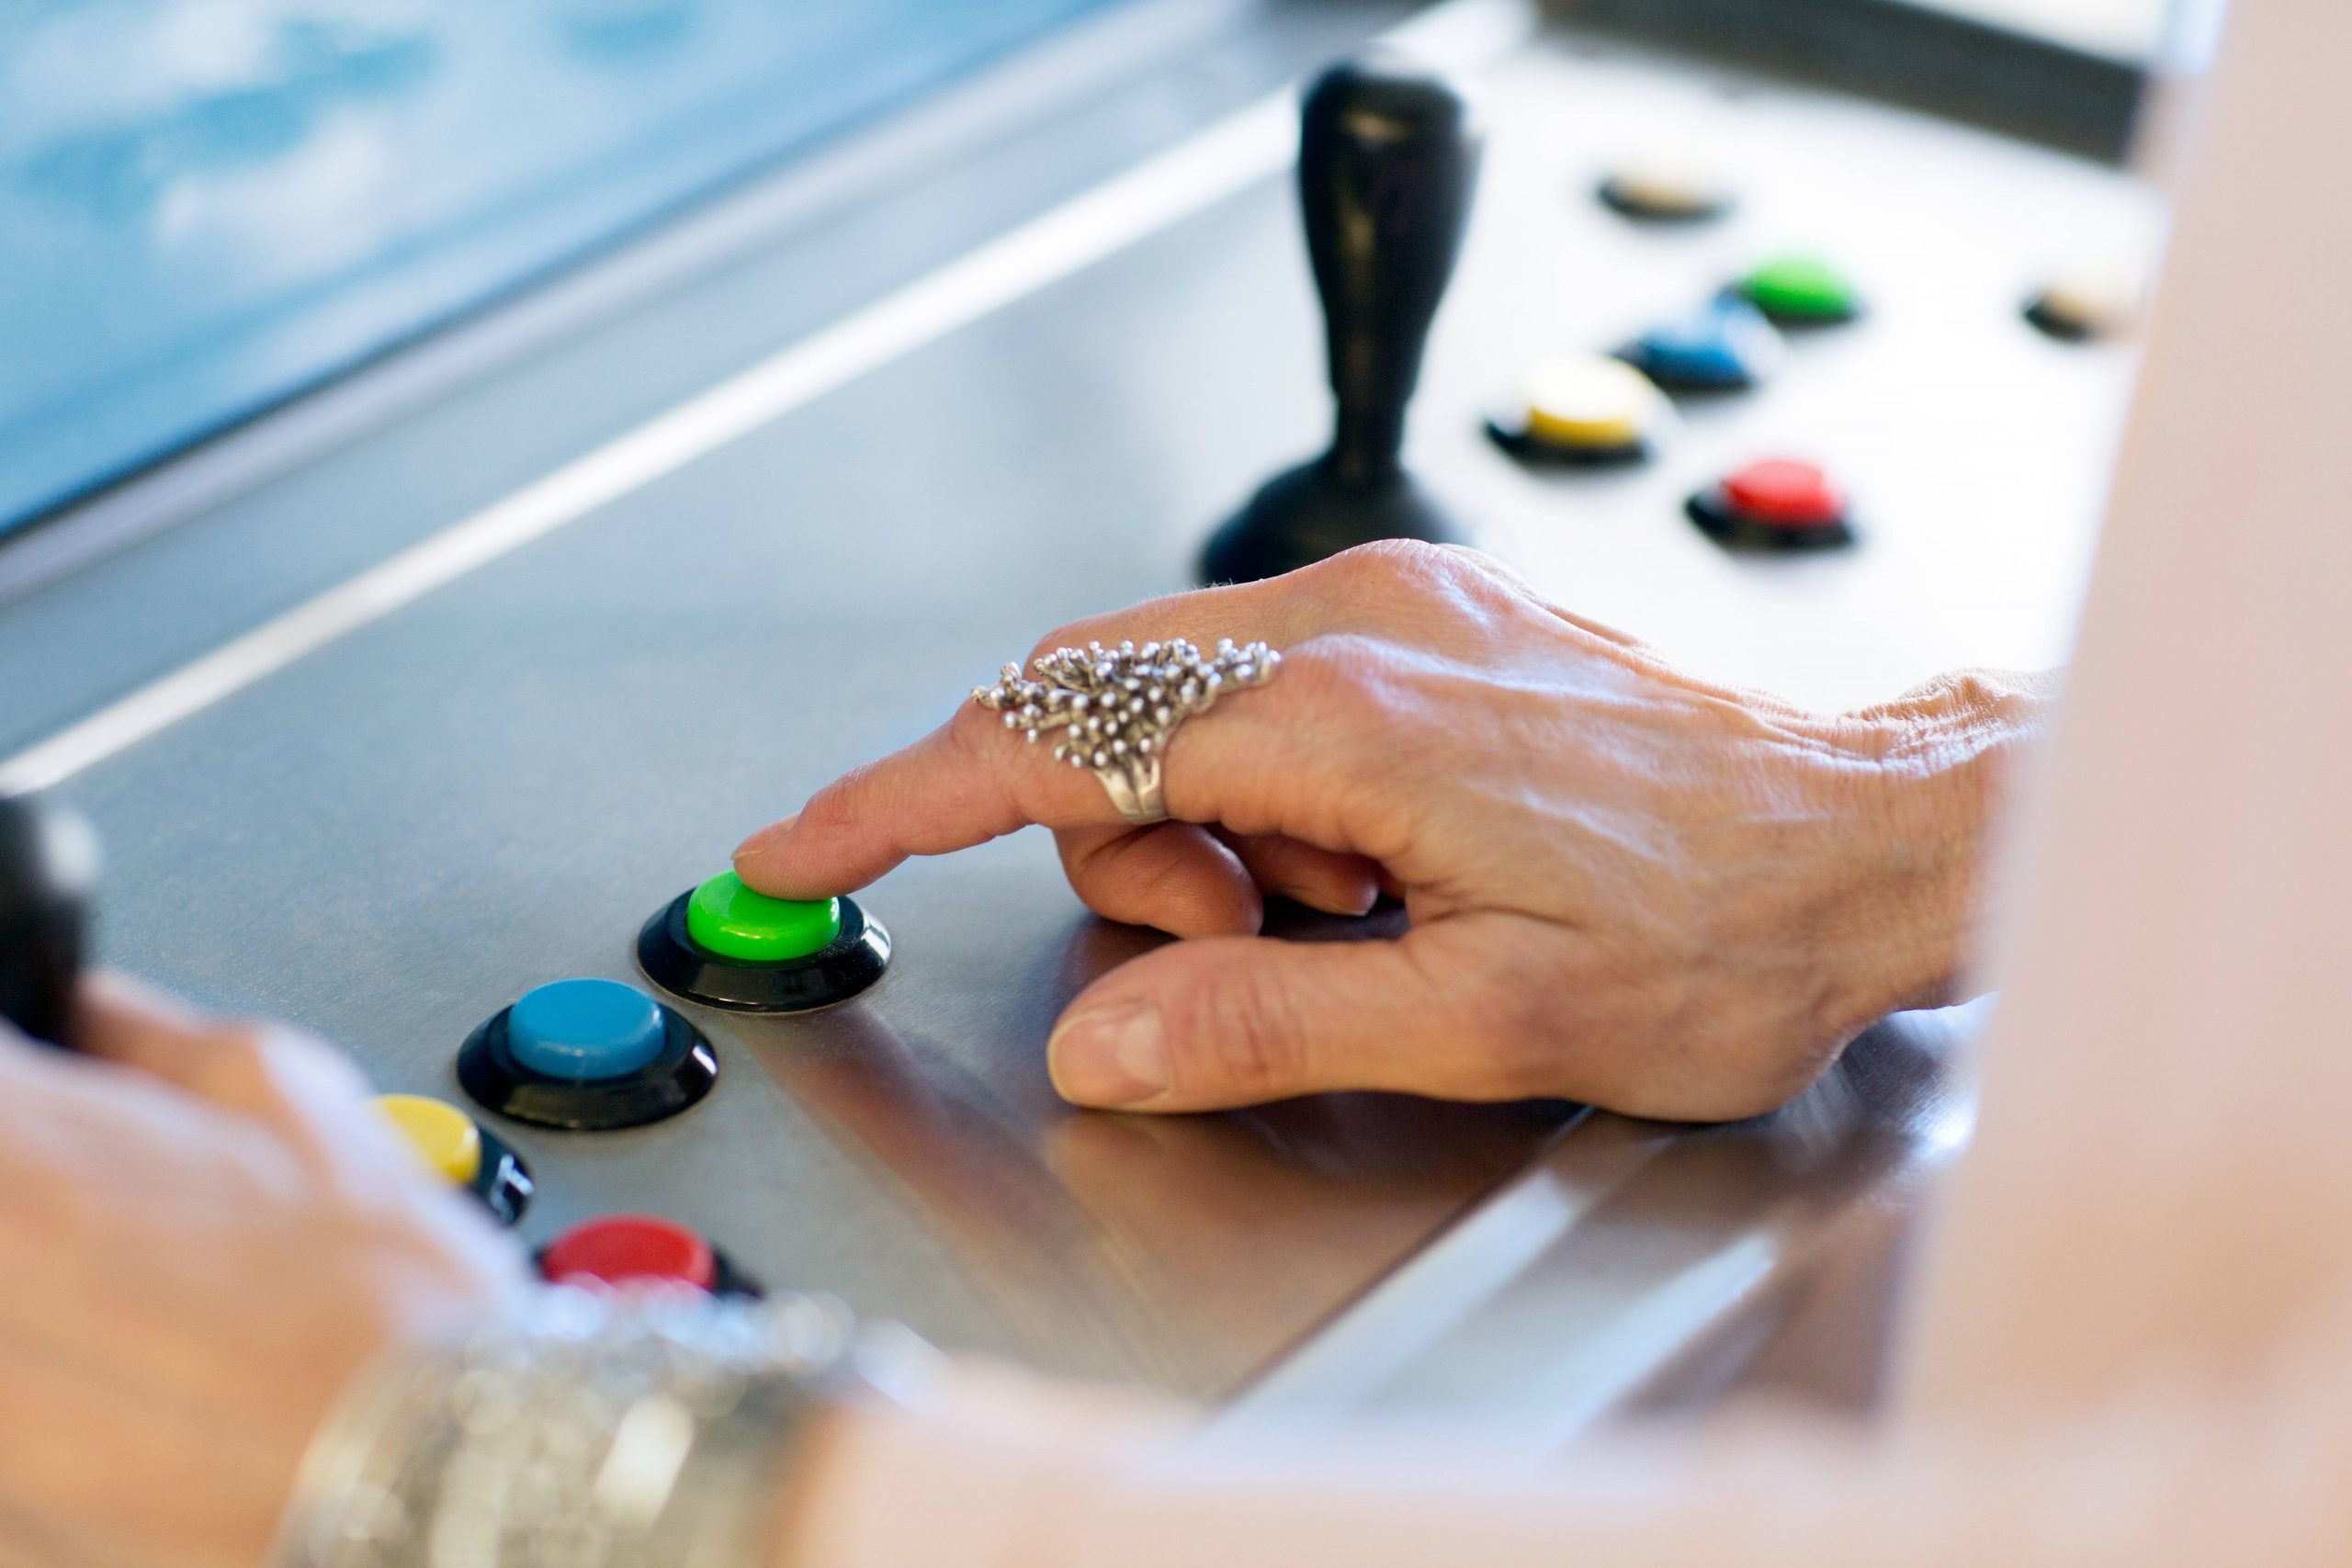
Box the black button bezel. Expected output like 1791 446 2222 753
635 889 889 1013
1684 484 1857 551
457 998 717 1131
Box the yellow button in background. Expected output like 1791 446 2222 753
376 1093 483 1186
1522 356 1659 448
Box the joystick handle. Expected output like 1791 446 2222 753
1299 52 1482 485
1199 51 1482 585
0 794 95 1048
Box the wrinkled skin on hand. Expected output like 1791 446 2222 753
739 543 2046 1121
0 977 524 1568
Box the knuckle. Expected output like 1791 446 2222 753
1316 539 1520 606
1306 541 1549 658
1178 968 1313 1100
941 707 999 771
1054 826 1123 889
1319 538 1455 588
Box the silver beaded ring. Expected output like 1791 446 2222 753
971 637 1282 824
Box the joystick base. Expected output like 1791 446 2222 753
1200 457 1468 585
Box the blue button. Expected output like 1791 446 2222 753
505 978 667 1082
1620 299 1781 391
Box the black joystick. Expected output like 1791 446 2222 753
1200 51 1483 585
0 793 96 1049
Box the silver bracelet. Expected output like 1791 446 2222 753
273 1286 928 1568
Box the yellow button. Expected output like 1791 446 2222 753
1522 356 1660 449
376 1094 483 1186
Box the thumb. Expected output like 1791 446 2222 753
1046 916 1540 1111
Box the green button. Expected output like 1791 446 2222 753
1737 254 1859 323
686 872 841 962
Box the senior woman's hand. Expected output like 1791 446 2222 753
0 976 525 1568
737 543 2050 1122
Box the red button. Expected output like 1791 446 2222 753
541 1215 717 1292
1722 459 1846 528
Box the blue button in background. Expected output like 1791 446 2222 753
506 978 667 1082
1621 298 1782 391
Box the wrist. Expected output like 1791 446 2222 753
273 1286 927 1568
1814 670 2058 1031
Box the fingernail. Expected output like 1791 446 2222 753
1048 1002 1170 1108
732 812 801 867
1279 884 1378 919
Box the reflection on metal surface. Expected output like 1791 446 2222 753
740 902 1577 1396
1236 1005 1982 1435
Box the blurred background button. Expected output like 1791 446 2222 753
1620 298 1781 391
2026 267 2143 340
1736 254 1861 324
1521 355 1664 451
1723 458 1848 526
375 1093 482 1185
1596 159 1733 221
542 1214 717 1292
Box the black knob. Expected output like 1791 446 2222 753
1201 51 1483 584
0 794 95 1049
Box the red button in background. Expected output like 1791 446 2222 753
1722 459 1847 528
542 1215 717 1292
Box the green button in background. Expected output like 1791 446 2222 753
687 872 841 962
1737 254 1860 323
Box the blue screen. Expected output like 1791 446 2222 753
0 0 1115 531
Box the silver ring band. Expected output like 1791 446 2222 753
972 637 1281 824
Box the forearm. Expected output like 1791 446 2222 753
783 1346 2346 1568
